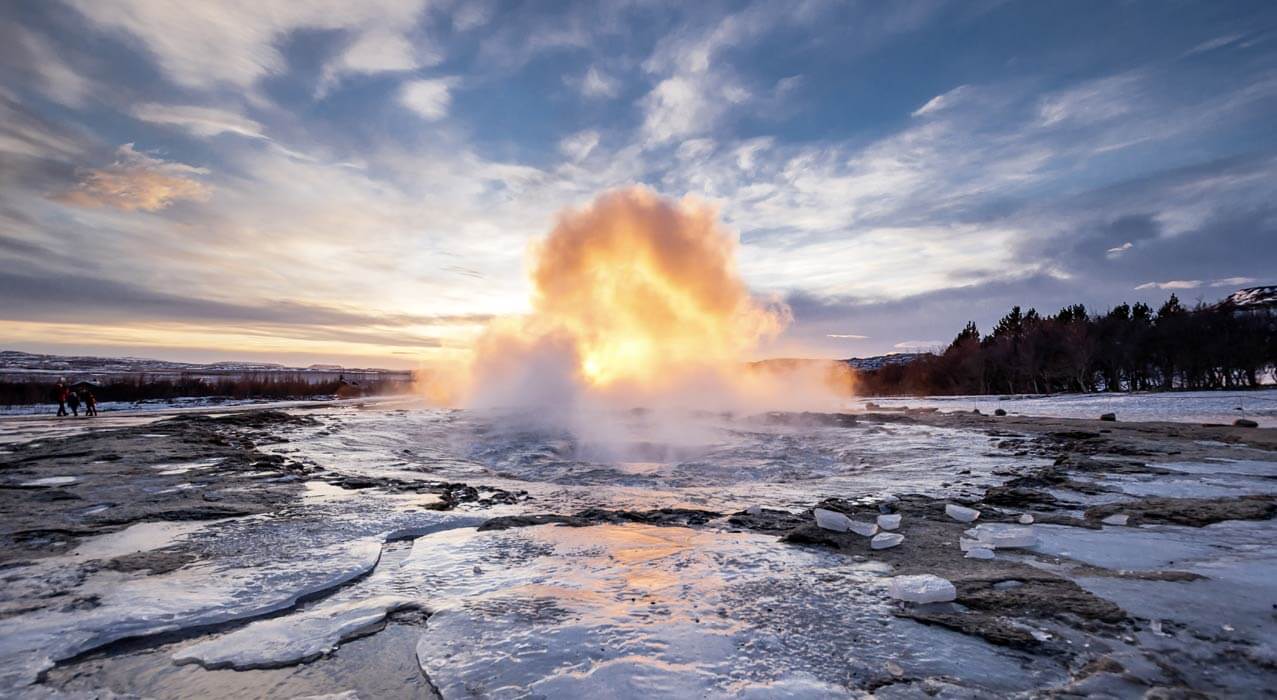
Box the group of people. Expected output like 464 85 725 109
54 382 98 417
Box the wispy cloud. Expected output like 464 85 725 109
578 66 620 98
827 333 868 339
1106 241 1133 257
912 85 967 117
52 144 210 212
132 104 266 139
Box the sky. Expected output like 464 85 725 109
1 0 1275 370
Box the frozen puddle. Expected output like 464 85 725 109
71 521 212 561
19 476 79 487
1025 520 1277 695
152 458 224 475
408 523 1065 696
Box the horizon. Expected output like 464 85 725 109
3 1 1276 369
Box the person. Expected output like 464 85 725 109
54 382 68 417
84 391 98 417
67 389 81 417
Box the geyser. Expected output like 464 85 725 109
447 186 850 412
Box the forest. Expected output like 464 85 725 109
854 294 1277 396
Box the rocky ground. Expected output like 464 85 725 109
0 405 1274 698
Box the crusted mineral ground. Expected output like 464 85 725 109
0 402 1273 698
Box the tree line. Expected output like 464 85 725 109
0 375 413 407
854 294 1277 396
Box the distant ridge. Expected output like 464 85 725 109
750 353 930 373
0 350 407 378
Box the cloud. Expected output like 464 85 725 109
559 130 600 162
893 340 943 349
1210 276 1258 288
1106 241 1133 257
9 28 91 107
318 30 440 97
1134 280 1202 290
911 85 967 117
579 66 620 98
66 0 430 90
132 104 266 139
52 144 211 212
827 334 868 339
400 78 457 120
1184 33 1245 56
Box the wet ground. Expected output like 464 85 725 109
1 400 1274 698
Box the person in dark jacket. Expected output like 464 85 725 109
55 383 68 417
84 391 98 417
67 390 81 417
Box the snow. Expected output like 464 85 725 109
877 514 901 530
1018 514 1035 524
945 504 980 522
860 389 1277 427
1100 514 1129 526
965 547 996 560
870 533 904 550
887 575 956 604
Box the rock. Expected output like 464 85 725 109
994 408 1007 416
814 508 853 532
1101 513 1129 526
1234 418 1259 428
877 513 901 530
965 547 995 560
745 505 763 516
888 574 957 604
1018 513 1034 524
1100 413 1116 422
871 533 904 550
945 504 980 523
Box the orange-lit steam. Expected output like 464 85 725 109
527 187 786 389
433 186 850 411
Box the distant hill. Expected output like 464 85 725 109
0 350 410 382
750 353 930 374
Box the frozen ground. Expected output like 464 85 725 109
862 388 1277 427
0 399 1274 698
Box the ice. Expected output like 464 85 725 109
809 509 877 535
945 504 980 522
173 595 415 670
877 513 901 530
70 521 213 561
0 536 385 689
1018 514 1034 524
1101 514 1129 526
887 575 956 604
962 524 1038 549
813 508 852 532
870 533 904 550
848 520 879 537
19 476 78 487
408 524 1056 696
965 547 995 560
